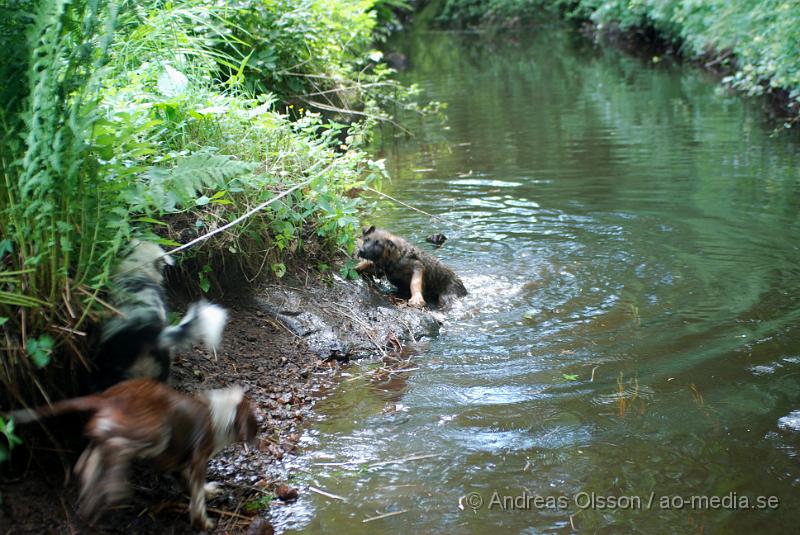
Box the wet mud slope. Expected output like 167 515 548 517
0 275 439 534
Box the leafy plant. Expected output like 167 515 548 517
242 494 274 512
1 0 127 406
0 417 23 464
198 264 213 293
27 335 54 369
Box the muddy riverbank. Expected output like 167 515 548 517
0 273 439 534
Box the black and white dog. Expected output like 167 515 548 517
93 241 227 390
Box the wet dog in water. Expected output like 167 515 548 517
7 379 258 530
93 241 227 389
356 226 467 308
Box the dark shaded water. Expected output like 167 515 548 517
272 25 800 533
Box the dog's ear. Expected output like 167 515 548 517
363 225 375 236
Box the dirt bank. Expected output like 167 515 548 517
0 274 440 534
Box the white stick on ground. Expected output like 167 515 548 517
308 486 346 502
363 510 408 523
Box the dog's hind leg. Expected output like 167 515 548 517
75 445 103 516
75 438 139 523
187 455 215 530
181 468 223 498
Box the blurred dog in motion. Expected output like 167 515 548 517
93 241 228 389
7 379 258 530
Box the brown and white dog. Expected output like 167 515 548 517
8 379 258 530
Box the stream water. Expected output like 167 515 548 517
271 24 800 533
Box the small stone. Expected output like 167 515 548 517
275 484 299 502
426 233 447 247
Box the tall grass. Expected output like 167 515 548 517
1 0 124 404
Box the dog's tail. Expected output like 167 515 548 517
158 300 228 352
5 395 103 425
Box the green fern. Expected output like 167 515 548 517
0 0 124 406
125 152 256 214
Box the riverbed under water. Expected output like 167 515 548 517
271 24 800 534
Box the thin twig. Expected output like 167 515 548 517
343 369 378 383
308 486 346 501
363 510 408 523
155 502 253 521
76 286 125 317
364 187 468 230
59 496 76 535
294 81 397 99
299 98 413 136
113 176 318 280
321 302 386 358
62 279 76 319
263 315 298 338
207 507 253 521
52 325 87 336
391 367 419 374
368 453 439 469
166 177 315 258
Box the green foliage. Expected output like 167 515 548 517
26 335 54 369
220 1 379 97
437 0 800 109
243 494 274 512
1 0 130 404
216 0 422 127
340 258 362 280
125 153 256 215
198 264 213 293
0 417 23 464
371 0 413 33
438 0 554 26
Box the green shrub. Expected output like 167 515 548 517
436 0 800 108
0 0 398 408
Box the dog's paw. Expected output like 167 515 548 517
204 481 222 498
355 259 374 273
192 515 216 532
408 294 426 308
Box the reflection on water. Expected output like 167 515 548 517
273 24 800 533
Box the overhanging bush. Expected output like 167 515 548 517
0 0 402 441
